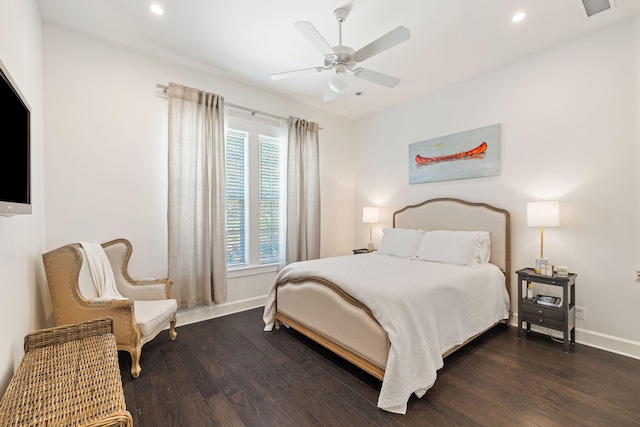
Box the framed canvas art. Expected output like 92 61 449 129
408 123 500 184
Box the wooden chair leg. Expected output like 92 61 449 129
129 347 142 378
169 315 177 341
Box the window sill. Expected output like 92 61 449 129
228 263 279 279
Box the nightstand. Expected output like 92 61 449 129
516 268 577 352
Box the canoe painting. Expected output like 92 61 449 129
415 141 487 165
408 124 500 184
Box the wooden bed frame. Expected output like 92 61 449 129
273 198 511 380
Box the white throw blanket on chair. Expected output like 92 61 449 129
80 242 127 302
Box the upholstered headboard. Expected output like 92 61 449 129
393 198 511 290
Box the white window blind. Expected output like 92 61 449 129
225 117 285 270
258 136 281 264
225 130 247 267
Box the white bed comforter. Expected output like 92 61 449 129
263 253 510 414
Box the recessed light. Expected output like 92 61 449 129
149 4 164 15
512 12 527 22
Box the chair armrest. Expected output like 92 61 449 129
101 239 175 300
24 317 114 353
120 277 174 300
53 299 136 334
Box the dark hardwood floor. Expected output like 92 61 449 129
119 308 640 426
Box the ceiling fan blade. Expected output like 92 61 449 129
353 68 401 88
323 84 337 102
270 67 325 80
352 26 410 63
294 21 336 58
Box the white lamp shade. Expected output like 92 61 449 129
362 206 379 223
527 201 559 227
329 72 350 93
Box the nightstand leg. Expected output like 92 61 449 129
518 321 522 339
571 328 575 345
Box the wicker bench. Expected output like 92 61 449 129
0 318 133 427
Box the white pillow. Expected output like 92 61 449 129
476 231 491 263
376 228 425 258
414 230 491 267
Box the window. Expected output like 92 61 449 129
225 114 286 270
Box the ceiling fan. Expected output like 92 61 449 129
270 8 411 102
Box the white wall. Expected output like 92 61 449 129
0 0 46 390
355 17 640 358
42 23 356 323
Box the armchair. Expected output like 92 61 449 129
42 238 178 378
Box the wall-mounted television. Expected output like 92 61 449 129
0 58 31 216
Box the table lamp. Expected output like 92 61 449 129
527 201 559 273
362 207 379 252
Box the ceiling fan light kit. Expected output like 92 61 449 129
270 7 410 102
329 65 350 93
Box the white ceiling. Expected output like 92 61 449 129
37 0 640 119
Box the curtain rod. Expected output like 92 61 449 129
156 83 289 123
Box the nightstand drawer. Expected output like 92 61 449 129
519 312 564 330
520 303 564 321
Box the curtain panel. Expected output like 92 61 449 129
286 116 321 264
167 83 227 307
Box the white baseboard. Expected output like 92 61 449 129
175 295 266 327
511 313 640 361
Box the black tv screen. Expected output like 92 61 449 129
0 58 31 215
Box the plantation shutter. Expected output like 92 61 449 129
225 130 246 266
259 136 281 264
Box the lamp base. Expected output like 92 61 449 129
367 242 375 252
534 257 548 274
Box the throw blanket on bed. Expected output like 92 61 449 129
263 253 510 414
79 242 127 302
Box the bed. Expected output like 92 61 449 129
263 198 511 414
